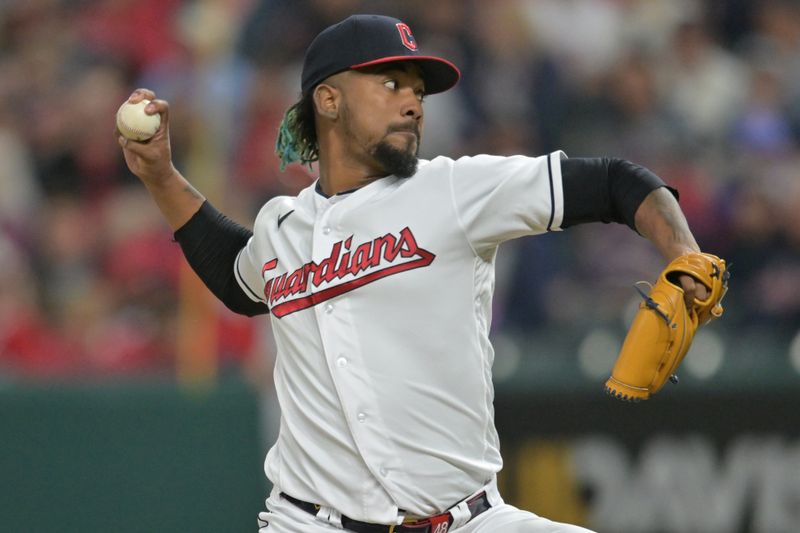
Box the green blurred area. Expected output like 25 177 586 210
492 324 800 394
0 379 267 533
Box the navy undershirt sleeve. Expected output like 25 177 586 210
173 201 269 317
560 157 678 231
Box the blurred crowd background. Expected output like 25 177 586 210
1 0 799 382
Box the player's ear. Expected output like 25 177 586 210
313 82 340 120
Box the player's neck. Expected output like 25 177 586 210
316 146 387 196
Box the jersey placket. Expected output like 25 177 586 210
311 193 408 517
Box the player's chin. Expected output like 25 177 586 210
373 141 419 179
380 135 415 159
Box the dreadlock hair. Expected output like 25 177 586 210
275 92 318 171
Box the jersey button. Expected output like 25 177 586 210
357 412 367 423
336 356 348 368
322 226 332 235
325 303 334 314
379 467 388 477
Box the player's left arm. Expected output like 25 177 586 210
560 157 707 304
632 187 699 259
632 187 707 303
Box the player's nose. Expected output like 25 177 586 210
400 90 423 121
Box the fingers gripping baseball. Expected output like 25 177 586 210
116 89 176 186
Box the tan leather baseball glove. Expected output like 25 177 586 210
605 252 730 401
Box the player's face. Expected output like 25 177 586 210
339 63 426 178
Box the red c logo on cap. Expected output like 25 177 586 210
396 23 418 51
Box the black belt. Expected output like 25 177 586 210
280 491 491 533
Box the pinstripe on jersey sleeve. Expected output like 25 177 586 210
545 151 565 231
234 236 267 304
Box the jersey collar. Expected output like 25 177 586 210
314 180 362 199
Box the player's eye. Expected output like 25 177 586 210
383 78 425 102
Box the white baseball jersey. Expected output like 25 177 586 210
235 151 566 524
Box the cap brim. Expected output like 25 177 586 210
350 55 461 94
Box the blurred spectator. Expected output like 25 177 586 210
723 159 800 329
231 66 312 207
744 0 800 136
0 230 79 378
731 65 794 157
75 0 185 74
462 0 567 155
520 0 626 83
657 19 748 151
0 93 40 242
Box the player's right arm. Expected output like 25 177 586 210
117 89 205 231
117 89 268 317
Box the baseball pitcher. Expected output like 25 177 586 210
117 14 727 533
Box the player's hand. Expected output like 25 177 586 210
677 273 710 309
116 89 177 187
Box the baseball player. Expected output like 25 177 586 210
118 14 715 533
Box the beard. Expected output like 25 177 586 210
371 138 419 179
339 102 420 179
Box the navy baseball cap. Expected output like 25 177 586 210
301 14 460 96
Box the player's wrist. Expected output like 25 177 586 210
140 164 181 189
660 243 701 263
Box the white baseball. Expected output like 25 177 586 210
116 99 161 141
